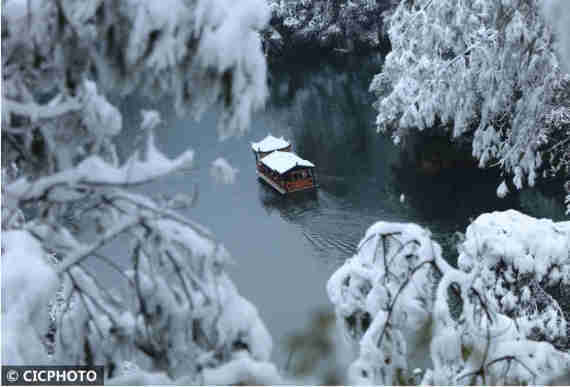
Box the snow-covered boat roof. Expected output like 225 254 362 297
251 135 290 153
260 151 315 174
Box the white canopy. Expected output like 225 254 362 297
251 135 290 153
260 151 315 174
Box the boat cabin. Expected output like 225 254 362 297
251 135 292 162
257 151 318 194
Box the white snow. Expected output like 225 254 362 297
152 218 218 259
211 157 239 184
201 354 281 385
6 133 194 201
194 0 270 135
1 0 278 382
260 151 315 174
3 97 82 122
251 134 290 152
140 110 162 131
458 209 570 283
497 180 509 198
328 210 570 385
215 278 273 362
372 0 566 194
82 80 122 137
2 230 59 364
327 221 449 384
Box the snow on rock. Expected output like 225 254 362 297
211 157 239 184
1 230 59 364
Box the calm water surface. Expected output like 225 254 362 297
114 57 555 365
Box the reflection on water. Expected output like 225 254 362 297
268 57 535 265
258 181 320 218
275 57 386 177
114 55 558 369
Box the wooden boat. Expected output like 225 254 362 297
256 151 318 194
251 134 318 194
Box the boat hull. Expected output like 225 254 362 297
256 171 317 195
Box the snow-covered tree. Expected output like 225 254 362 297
370 0 569 206
265 0 390 56
2 0 282 384
328 210 570 385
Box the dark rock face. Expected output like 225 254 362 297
263 0 395 60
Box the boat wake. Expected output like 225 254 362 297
301 229 357 258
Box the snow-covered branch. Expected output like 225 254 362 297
372 0 569 200
328 210 570 385
3 98 82 122
2 0 278 383
6 134 194 202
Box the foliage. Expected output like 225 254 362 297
265 0 389 55
1 0 282 384
327 210 570 385
370 0 569 205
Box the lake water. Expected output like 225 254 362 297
114 56 560 366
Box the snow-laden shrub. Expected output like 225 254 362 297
328 210 570 385
458 210 570 350
2 0 281 384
